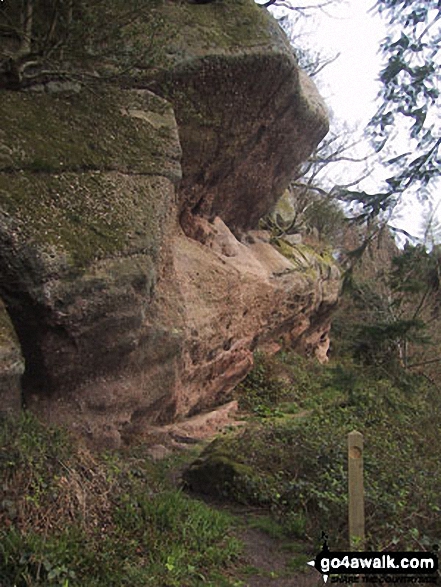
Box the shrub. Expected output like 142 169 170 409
203 354 441 550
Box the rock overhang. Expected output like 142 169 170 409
0 0 338 447
146 0 329 232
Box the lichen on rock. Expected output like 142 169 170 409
0 0 340 446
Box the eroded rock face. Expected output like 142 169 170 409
0 89 182 442
0 0 340 446
166 221 340 418
148 1 328 231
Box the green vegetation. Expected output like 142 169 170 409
272 239 336 280
2 280 440 581
0 90 178 176
0 90 178 270
266 186 347 252
3 326 439 583
192 352 441 551
337 241 441 381
0 414 241 587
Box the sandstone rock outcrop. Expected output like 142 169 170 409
0 89 182 442
0 0 340 446
150 2 328 232
162 223 340 422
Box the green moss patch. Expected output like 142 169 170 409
0 88 180 271
0 172 172 270
183 440 261 504
0 90 180 179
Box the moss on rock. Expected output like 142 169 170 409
0 86 182 414
183 436 266 504
0 90 181 179
0 89 180 272
0 172 174 272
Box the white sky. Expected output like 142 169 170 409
308 0 386 126
264 0 440 242
309 0 426 239
263 0 386 124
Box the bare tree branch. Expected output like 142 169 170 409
309 51 340 76
261 0 336 12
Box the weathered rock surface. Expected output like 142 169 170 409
138 401 245 457
0 89 182 442
0 0 340 446
148 1 329 231
161 221 340 420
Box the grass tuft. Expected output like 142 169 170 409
0 413 241 587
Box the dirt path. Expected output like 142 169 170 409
147 403 322 585
191 495 322 587
149 403 322 585
234 523 322 587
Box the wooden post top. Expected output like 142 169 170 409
348 430 363 459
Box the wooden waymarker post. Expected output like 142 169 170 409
348 430 365 551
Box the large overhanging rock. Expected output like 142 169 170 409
0 0 339 447
146 0 329 232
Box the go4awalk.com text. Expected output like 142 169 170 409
308 544 438 584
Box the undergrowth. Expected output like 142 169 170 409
226 353 441 550
0 414 241 587
2 352 440 585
